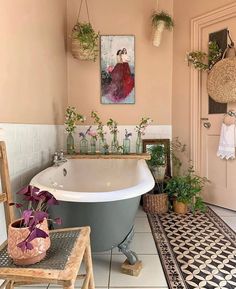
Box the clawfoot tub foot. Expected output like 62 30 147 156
118 226 139 265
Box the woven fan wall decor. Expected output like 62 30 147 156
207 46 236 103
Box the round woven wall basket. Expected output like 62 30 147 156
71 34 98 61
207 56 236 103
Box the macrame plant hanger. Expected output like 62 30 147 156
71 0 99 61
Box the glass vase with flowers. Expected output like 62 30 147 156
91 111 108 154
135 117 152 154
107 118 119 154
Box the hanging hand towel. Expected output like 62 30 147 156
217 123 235 159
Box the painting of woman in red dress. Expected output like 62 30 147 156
101 36 135 104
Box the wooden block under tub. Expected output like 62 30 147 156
121 259 143 276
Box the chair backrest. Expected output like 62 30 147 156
0 141 14 230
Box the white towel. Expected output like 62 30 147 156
217 123 235 160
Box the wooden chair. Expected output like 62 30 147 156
0 141 95 289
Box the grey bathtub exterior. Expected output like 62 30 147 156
50 195 141 252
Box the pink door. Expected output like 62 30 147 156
201 19 236 211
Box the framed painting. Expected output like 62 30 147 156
100 35 135 104
142 139 171 178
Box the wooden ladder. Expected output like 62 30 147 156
0 141 14 230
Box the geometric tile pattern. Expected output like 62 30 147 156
148 207 236 289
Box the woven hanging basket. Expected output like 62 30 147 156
207 47 236 103
71 0 99 61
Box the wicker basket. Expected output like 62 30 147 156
143 193 168 214
71 36 98 61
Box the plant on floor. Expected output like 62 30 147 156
165 166 209 214
71 22 99 61
186 41 222 71
151 11 174 47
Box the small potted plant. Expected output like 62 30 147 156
165 167 208 214
151 11 174 47
8 185 61 265
71 22 99 61
147 144 167 182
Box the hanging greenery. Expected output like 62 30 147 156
186 41 222 71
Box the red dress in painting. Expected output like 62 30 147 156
106 53 134 103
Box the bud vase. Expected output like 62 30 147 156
99 138 109 154
80 137 88 154
67 133 75 155
123 137 130 154
136 132 143 154
90 137 96 154
111 132 119 154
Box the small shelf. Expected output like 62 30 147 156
66 153 151 160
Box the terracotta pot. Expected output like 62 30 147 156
8 218 50 265
173 200 188 214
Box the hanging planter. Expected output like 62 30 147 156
71 0 99 61
151 11 174 47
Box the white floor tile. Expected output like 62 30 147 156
110 254 167 288
209 205 236 217
75 254 111 288
112 232 157 255
221 216 236 232
110 288 168 289
136 206 147 218
134 217 151 233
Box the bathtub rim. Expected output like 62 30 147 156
30 159 155 203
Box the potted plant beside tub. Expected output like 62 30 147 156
165 167 208 214
8 185 61 265
151 11 174 47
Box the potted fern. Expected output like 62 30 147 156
147 144 167 181
152 11 174 47
71 22 99 61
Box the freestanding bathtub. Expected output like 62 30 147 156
30 158 154 263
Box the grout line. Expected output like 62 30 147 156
107 250 113 289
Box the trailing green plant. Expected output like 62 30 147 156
165 166 209 213
147 145 167 167
64 106 85 134
187 41 222 71
72 22 99 61
151 11 174 30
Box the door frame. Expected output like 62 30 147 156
190 2 236 173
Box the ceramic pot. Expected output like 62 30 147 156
153 20 165 47
8 218 50 265
173 200 188 214
152 165 166 181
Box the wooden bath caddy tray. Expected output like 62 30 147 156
66 153 151 160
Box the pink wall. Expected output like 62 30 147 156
172 0 235 147
67 0 173 125
0 0 67 124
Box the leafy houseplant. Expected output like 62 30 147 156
8 185 61 265
165 167 208 214
147 145 167 182
151 11 174 47
71 22 99 61
186 41 222 71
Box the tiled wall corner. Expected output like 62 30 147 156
0 123 64 243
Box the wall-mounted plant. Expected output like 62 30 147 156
151 11 174 47
186 41 222 71
71 0 99 61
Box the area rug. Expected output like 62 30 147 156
148 207 236 289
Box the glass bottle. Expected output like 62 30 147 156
90 137 96 154
123 137 130 154
111 132 119 154
80 136 88 154
99 138 109 154
136 131 143 154
67 133 75 155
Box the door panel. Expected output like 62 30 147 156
201 19 236 211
